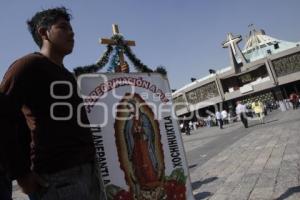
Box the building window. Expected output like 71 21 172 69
260 44 267 48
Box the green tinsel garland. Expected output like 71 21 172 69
74 45 113 76
154 66 167 75
73 34 167 77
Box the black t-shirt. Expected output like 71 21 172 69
0 52 95 174
0 92 11 173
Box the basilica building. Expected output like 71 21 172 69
172 27 300 118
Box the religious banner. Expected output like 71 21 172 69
79 73 195 200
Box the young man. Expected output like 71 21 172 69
0 7 105 199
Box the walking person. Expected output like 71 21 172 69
185 121 191 135
179 123 184 133
221 109 228 124
290 93 299 110
252 99 265 124
236 101 248 128
206 115 212 127
215 110 223 129
0 7 105 199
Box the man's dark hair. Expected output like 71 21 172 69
27 7 72 48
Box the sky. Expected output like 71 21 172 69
1 0 300 90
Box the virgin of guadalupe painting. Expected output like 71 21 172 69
114 93 165 199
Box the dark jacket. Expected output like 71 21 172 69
0 53 95 176
0 91 31 179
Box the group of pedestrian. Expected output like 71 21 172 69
215 109 230 129
182 99 270 132
181 121 191 135
0 7 105 200
235 99 267 129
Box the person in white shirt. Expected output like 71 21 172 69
215 110 223 129
179 123 184 133
193 121 198 130
188 121 193 130
206 115 212 127
221 110 228 124
236 101 248 128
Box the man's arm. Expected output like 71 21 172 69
0 61 32 180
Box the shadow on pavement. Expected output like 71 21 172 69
194 191 213 200
192 177 218 190
248 119 279 128
264 119 279 124
275 186 300 200
191 176 218 199
189 164 198 169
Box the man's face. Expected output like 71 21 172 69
47 18 74 55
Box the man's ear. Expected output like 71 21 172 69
37 27 49 41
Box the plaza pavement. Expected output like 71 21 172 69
185 109 300 200
12 109 300 200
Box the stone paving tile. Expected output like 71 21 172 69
264 145 285 170
249 187 273 200
190 109 300 200
214 183 236 195
208 193 228 200
254 168 278 188
228 182 255 200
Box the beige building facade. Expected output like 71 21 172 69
172 28 300 117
